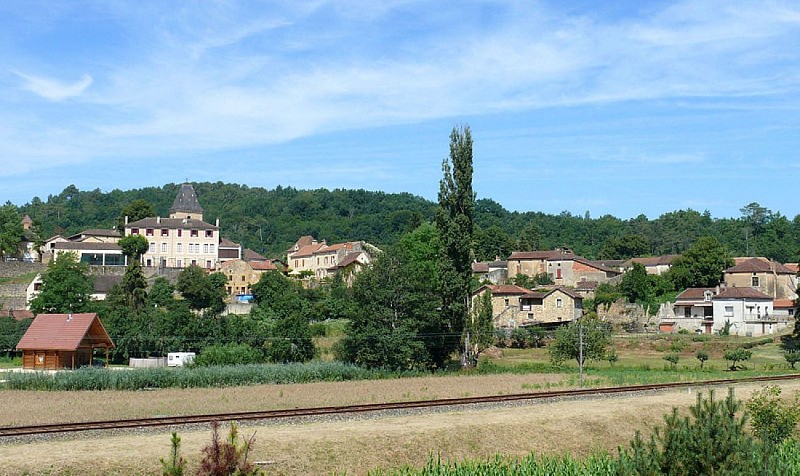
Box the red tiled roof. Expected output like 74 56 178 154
725 257 794 274
487 284 531 295
472 262 490 273
508 250 572 260
714 287 772 300
785 263 799 274
250 260 278 271
16 313 114 351
575 280 598 290
774 299 796 309
243 249 268 261
675 288 716 301
219 238 240 248
291 243 325 258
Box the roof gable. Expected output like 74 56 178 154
16 313 114 351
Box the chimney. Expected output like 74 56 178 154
216 218 219 227
125 215 129 225
157 216 161 224
67 313 72 322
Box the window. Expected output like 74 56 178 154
209 244 214 253
724 306 734 317
203 244 209 254
131 228 139 235
205 230 213 238
161 243 168 253
161 229 169 236
752 275 759 287
228 275 232 281
146 229 154 236
504 298 509 306
684 307 691 318
176 243 182 253
177 229 182 237
241 275 245 282
556 298 563 308
176 259 182 268
527 313 533 319
206 260 212 269
149 242 155 252
34 282 42 291
190 230 198 237
191 260 197 266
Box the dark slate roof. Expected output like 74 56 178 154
243 249 268 261
219 238 241 248
16 313 114 351
67 229 121 240
126 217 217 230
675 288 716 301
169 183 204 215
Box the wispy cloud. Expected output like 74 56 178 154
13 71 93 101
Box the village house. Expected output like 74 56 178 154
472 284 582 329
472 257 508 284
723 257 797 300
623 255 679 275
286 236 374 281
219 258 278 300
16 313 114 370
659 285 790 337
506 249 619 286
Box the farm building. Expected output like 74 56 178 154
16 313 114 370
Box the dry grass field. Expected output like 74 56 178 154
0 373 568 427
2 380 798 475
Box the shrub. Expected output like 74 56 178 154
696 350 709 369
663 353 679 369
678 328 690 335
723 348 753 371
160 432 186 476
197 421 262 476
785 351 800 369
691 334 710 342
193 344 263 367
746 385 800 448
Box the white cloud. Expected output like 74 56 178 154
13 71 93 101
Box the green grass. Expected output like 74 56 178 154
0 271 39 285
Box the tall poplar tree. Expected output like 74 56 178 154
436 125 475 366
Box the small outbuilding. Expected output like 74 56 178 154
16 313 115 370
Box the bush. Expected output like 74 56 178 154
723 348 753 371
663 353 680 369
197 421 262 476
746 385 800 447
696 350 709 369
678 328 690 335
193 344 263 367
785 351 800 369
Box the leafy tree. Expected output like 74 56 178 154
176 266 225 313
251 270 306 317
121 260 148 310
619 263 674 315
663 353 680 369
469 290 495 353
119 234 149 260
148 277 176 308
549 315 612 367
515 222 540 251
606 348 618 367
117 199 155 235
599 234 650 260
667 236 734 289
436 125 475 366
337 224 443 370
724 348 753 370
784 350 800 369
0 203 22 259
29 253 94 314
696 349 709 369
265 314 315 363
746 385 800 449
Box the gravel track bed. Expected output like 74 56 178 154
0 383 725 446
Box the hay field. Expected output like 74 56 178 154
2 379 797 475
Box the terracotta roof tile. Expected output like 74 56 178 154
250 260 278 271
774 299 796 309
725 257 794 274
16 313 114 351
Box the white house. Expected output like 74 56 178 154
711 287 784 337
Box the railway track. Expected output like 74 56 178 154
3 374 799 438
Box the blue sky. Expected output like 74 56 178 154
2 1 800 219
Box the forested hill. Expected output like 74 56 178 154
14 183 800 262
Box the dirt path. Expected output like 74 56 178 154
2 380 794 475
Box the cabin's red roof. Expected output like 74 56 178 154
16 313 114 351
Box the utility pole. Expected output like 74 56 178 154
578 319 584 388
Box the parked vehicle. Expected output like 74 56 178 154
167 352 195 367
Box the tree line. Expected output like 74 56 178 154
3 182 797 263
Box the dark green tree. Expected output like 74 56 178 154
265 314 315 363
548 315 612 367
176 266 225 313
119 234 149 261
0 203 22 259
29 253 94 314
469 289 495 353
667 236 734 289
117 199 155 235
599 234 650 260
436 125 475 366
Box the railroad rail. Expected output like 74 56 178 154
2 374 799 438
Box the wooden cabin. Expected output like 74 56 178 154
16 313 115 370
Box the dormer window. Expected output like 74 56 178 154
703 291 713 302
